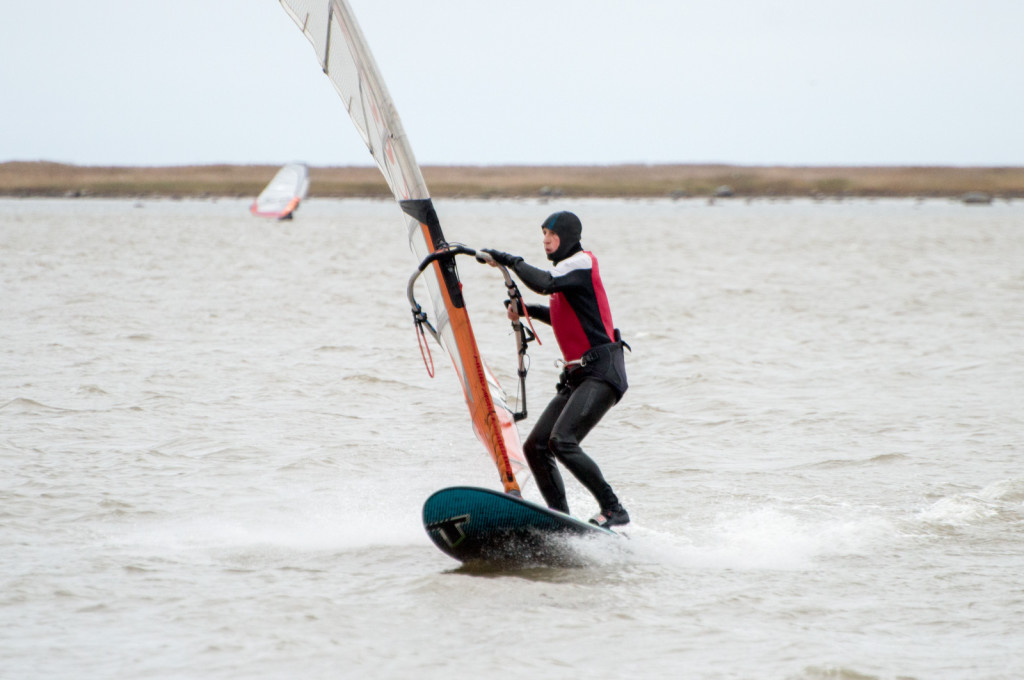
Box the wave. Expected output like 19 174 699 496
795 453 911 470
314 344 361 353
0 397 73 413
339 372 420 389
791 666 883 680
916 478 1024 527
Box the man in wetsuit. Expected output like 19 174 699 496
479 211 630 528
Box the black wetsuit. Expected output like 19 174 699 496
509 248 627 515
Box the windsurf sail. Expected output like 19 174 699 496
278 0 530 493
250 162 310 219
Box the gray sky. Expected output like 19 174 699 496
3 0 1022 167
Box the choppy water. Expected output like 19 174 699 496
2 196 1022 679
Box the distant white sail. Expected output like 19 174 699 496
250 163 310 219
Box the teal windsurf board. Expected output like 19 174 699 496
422 486 618 566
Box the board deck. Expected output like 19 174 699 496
423 486 617 566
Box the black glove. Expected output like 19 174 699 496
479 248 523 268
503 298 525 315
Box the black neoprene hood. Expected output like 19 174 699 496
542 211 583 263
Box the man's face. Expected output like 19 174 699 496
543 228 560 256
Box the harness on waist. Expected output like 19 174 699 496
555 329 631 401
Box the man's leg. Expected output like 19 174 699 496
548 379 622 513
522 388 571 513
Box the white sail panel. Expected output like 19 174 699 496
280 0 454 369
279 0 423 202
279 0 455 363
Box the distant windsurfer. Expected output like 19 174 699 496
479 211 631 528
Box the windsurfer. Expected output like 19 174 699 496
479 211 631 529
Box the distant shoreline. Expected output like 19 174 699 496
1 161 1021 200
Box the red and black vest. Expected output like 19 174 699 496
517 250 616 362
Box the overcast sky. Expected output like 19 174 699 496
3 0 1022 167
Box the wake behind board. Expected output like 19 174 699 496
423 486 617 566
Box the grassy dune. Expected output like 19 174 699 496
2 161 1022 199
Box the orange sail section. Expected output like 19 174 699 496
402 202 527 494
279 0 529 493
